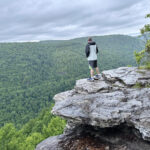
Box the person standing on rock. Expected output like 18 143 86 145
85 37 101 81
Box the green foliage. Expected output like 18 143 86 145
132 82 143 88
141 25 150 34
146 40 150 52
145 62 150 69
146 14 150 18
140 13 150 34
0 107 66 150
0 123 16 150
133 82 150 88
23 132 44 150
135 13 150 69
127 65 132 67
134 50 145 68
42 116 66 138
145 40 150 69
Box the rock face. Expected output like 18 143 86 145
36 67 150 150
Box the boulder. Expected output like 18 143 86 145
36 67 150 150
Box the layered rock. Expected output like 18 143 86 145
36 67 150 150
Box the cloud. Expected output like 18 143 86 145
0 0 150 42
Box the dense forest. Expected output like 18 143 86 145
0 35 144 129
0 106 66 150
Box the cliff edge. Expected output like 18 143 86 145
36 67 150 150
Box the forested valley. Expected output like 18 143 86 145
0 34 144 149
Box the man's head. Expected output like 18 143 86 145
88 37 92 42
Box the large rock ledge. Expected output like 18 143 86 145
36 67 150 150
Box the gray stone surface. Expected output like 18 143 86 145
74 77 111 94
52 88 150 140
35 135 63 150
36 67 150 150
52 67 150 141
102 67 150 86
53 90 76 102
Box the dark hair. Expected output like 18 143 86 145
88 37 92 41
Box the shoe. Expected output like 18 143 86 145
94 74 101 80
87 77 94 82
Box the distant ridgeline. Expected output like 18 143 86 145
0 34 144 128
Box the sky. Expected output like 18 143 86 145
0 0 150 42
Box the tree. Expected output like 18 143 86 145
23 132 44 150
42 116 66 138
134 13 150 69
0 123 16 150
140 14 150 35
134 50 145 68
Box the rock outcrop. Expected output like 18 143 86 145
36 67 150 150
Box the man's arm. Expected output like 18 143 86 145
85 44 90 57
96 45 98 54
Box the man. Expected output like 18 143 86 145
85 37 100 81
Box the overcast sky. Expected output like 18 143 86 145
0 0 150 42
